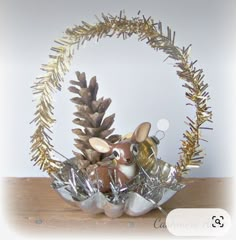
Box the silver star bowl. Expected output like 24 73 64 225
51 158 185 218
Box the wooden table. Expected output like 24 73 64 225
3 177 233 239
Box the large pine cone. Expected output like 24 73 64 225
69 71 120 170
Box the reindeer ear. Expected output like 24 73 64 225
89 137 111 153
132 122 151 143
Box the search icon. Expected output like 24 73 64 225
215 219 221 225
212 215 224 228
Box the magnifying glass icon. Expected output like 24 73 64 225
215 219 221 225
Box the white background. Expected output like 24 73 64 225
0 0 235 177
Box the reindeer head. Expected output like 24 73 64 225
89 122 151 166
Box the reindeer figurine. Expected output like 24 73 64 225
89 122 159 192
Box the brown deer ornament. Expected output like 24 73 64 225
88 122 151 192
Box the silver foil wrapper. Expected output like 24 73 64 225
51 158 185 217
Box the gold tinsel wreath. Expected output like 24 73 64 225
31 12 212 175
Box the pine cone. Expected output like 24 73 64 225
69 71 120 169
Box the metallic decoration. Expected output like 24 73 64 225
30 11 212 216
51 157 184 217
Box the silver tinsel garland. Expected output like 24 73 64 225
51 158 185 217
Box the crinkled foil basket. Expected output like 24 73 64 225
51 158 185 218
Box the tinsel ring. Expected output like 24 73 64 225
31 12 212 217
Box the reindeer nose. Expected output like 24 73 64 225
126 158 132 164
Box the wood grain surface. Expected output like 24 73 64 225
3 177 233 239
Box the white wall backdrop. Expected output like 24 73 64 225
0 0 235 177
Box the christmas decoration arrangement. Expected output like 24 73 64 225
30 12 212 217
